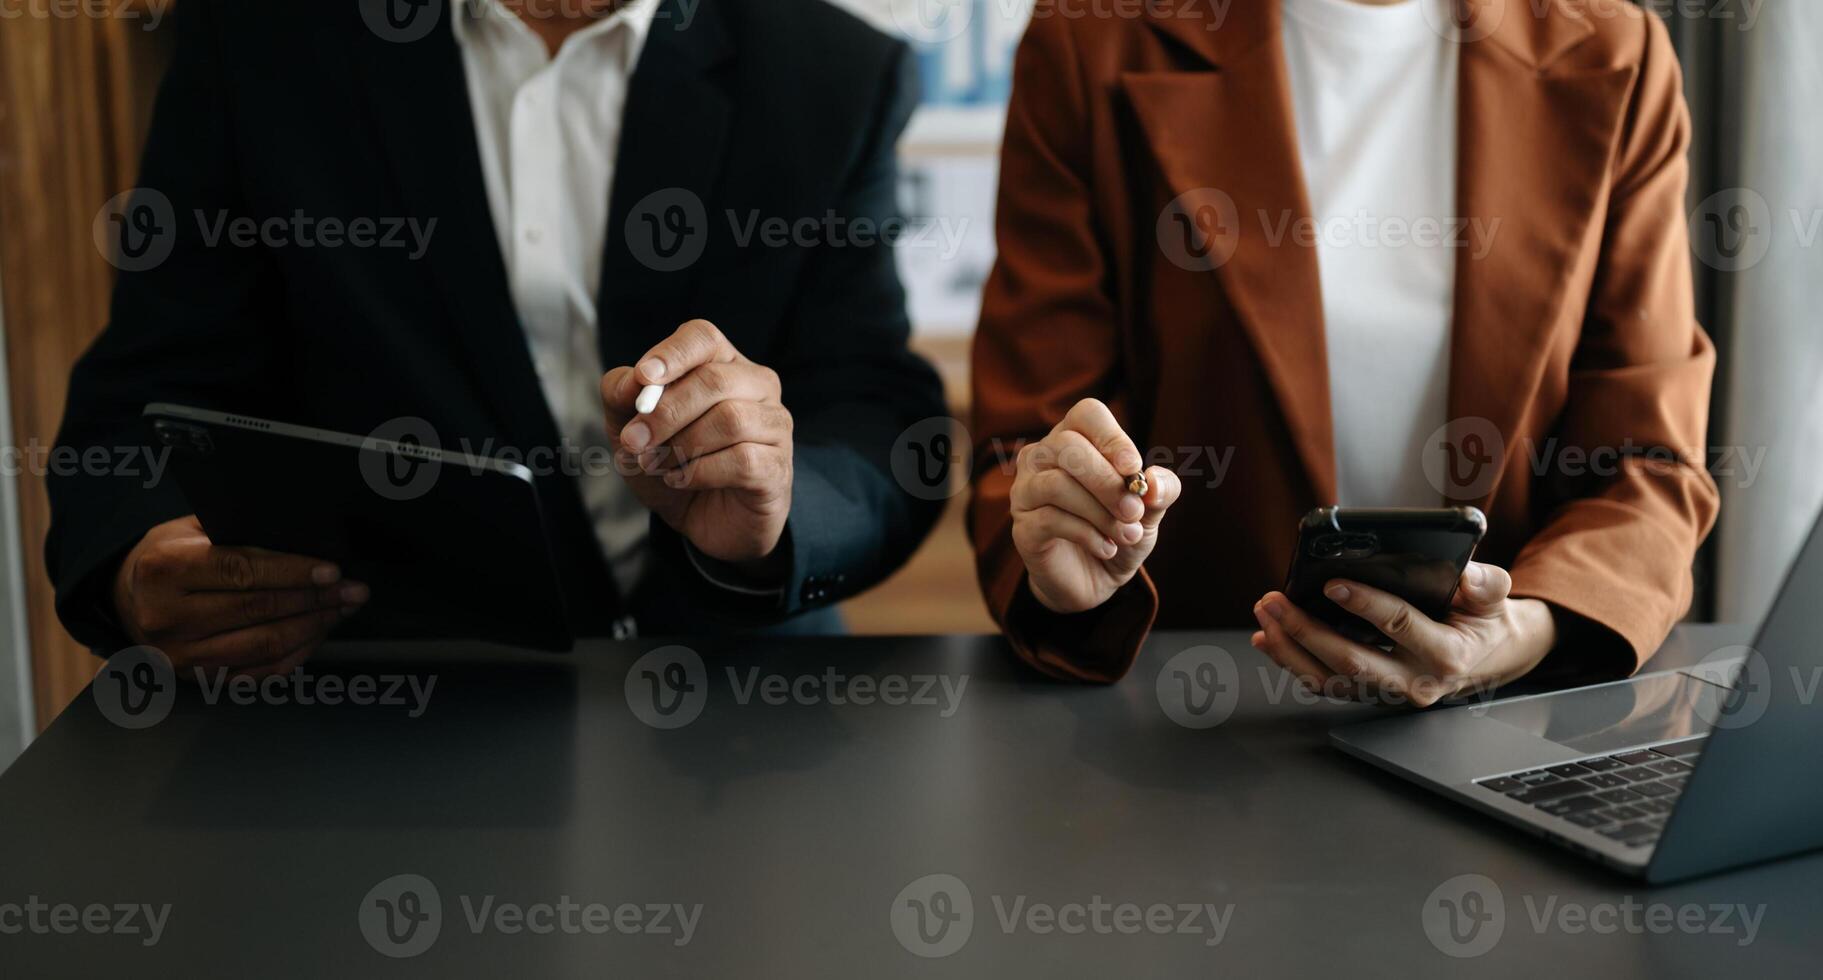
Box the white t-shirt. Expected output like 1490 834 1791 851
1280 0 1459 506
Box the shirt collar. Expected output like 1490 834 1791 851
453 0 659 53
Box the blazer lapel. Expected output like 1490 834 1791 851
595 0 736 373
1448 0 1637 503
355 11 562 449
1126 4 1336 503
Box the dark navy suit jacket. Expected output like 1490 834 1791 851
47 0 947 648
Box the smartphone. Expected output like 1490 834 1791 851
1282 506 1487 645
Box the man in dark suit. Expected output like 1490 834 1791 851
48 0 946 674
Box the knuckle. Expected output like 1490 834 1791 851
691 319 725 345
651 396 686 434
138 548 178 581
239 590 278 622
709 398 747 437
697 363 731 398
215 552 255 590
1026 468 1059 500
734 443 767 474
1070 397 1108 422
1384 604 1416 637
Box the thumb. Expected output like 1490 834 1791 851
1454 562 1512 615
601 366 640 434
1137 466 1181 529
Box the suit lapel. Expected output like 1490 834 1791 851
1128 3 1335 502
1447 0 1636 503
355 9 562 449
595 0 736 373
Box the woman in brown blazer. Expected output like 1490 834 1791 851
969 0 1719 700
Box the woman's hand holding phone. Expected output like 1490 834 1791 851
1250 562 1558 706
1011 398 1182 614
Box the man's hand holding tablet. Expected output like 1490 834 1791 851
112 515 369 678
1009 398 1181 614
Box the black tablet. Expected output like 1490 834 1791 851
144 403 572 651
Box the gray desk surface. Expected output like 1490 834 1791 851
0 624 1815 978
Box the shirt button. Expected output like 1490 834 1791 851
524 226 543 244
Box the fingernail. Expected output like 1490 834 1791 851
1250 632 1265 649
664 469 687 487
1325 583 1351 602
1119 522 1143 544
1263 600 1285 621
1118 496 1143 522
638 358 666 382
340 582 370 604
311 564 340 585
622 421 650 451
1467 564 1486 588
1101 537 1117 558
1253 604 1270 630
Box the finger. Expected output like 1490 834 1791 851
662 442 790 495
1320 579 1451 655
622 363 781 454
1056 398 1144 486
175 546 341 592
179 581 369 639
1033 429 1143 524
634 319 741 387
1452 562 1512 615
1257 593 1414 698
664 400 792 468
1012 505 1118 561
1139 465 1181 529
601 365 641 433
1250 600 1335 693
1013 466 1142 546
183 606 346 670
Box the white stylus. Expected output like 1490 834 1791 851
635 383 666 415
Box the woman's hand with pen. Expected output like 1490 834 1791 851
1009 398 1180 614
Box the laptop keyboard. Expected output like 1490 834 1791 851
1473 738 1707 849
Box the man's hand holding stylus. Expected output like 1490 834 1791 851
601 319 795 569
1010 398 1181 613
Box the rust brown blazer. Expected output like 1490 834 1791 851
969 0 1720 682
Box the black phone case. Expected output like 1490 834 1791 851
1282 506 1487 645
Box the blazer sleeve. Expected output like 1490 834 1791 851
649 40 948 624
968 20 1159 683
1506 14 1721 671
46 0 287 650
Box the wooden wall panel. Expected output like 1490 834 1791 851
0 14 171 730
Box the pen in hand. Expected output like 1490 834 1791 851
635 383 665 415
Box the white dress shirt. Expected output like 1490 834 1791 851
1280 0 1459 506
453 0 658 591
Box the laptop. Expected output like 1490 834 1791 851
1331 508 1823 882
